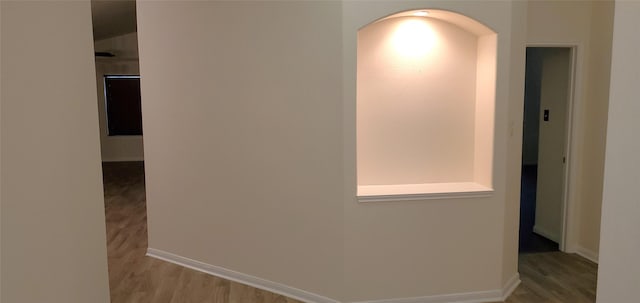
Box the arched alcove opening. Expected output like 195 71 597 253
357 9 497 202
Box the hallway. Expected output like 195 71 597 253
102 162 597 303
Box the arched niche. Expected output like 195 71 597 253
357 9 497 202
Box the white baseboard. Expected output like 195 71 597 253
352 273 519 303
146 248 339 303
533 225 560 243
575 246 599 264
148 248 520 303
500 273 521 301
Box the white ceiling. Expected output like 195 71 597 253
91 0 137 41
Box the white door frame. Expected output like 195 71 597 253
524 43 581 253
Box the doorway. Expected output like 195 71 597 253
519 47 574 253
91 1 150 300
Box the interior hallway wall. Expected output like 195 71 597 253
343 1 523 301
1 1 110 302
580 0 614 260
502 0 528 287
94 33 144 162
137 0 524 301
526 0 614 261
136 1 344 299
597 1 640 301
0 2 3 300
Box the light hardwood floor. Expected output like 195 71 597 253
103 162 302 303
503 252 598 303
102 162 597 303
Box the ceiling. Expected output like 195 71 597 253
91 0 137 41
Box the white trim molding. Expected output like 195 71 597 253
575 246 599 264
148 248 520 303
352 273 519 303
357 183 493 203
501 273 521 301
146 248 340 303
351 291 500 303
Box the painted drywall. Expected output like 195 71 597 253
534 48 571 243
0 2 3 300
579 0 614 260
357 16 478 185
526 0 614 258
136 1 344 299
502 0 527 288
138 1 523 301
0 1 110 302
94 33 144 162
474 34 498 188
343 1 520 301
596 1 640 301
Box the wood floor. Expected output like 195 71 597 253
103 162 302 303
504 252 598 303
102 162 597 303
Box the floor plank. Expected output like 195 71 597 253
102 161 597 303
504 252 598 303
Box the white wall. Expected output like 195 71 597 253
94 33 144 162
580 0 614 260
357 16 478 185
474 34 498 188
502 0 527 288
0 1 110 302
0 2 3 300
344 2 521 300
137 1 344 299
526 0 614 259
137 1 523 302
596 1 640 301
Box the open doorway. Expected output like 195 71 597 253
519 47 574 253
91 1 149 300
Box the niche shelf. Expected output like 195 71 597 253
356 10 497 202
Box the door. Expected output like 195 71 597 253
534 47 571 243
520 47 572 253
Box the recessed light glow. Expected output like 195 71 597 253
391 19 436 58
413 11 429 17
